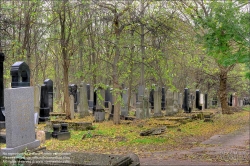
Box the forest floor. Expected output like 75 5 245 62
0 106 249 166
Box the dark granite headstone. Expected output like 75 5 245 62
10 61 30 88
69 84 78 112
39 84 50 122
205 93 208 109
161 87 166 110
229 94 233 106
149 89 154 109
86 84 90 100
196 90 202 110
183 88 190 113
0 53 5 122
44 79 53 112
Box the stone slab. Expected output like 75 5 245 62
3 87 40 150
57 132 70 140
1 140 40 154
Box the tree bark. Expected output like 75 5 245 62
219 65 233 114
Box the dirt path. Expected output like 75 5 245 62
139 125 250 166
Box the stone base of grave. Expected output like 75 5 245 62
154 112 163 117
45 131 52 140
39 117 50 123
94 111 105 122
1 140 40 154
57 132 70 140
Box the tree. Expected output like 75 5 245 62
186 0 250 113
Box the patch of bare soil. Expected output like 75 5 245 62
139 124 250 166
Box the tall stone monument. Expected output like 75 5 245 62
44 79 53 112
79 82 89 118
154 86 162 117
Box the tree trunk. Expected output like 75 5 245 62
219 65 233 114
113 13 121 125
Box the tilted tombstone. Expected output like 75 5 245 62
39 84 50 122
154 86 162 117
44 79 53 112
0 53 5 123
183 88 190 113
10 61 30 88
165 89 174 116
161 87 166 110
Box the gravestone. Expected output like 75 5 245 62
10 61 30 88
95 87 105 110
44 79 53 112
70 95 75 119
229 94 233 106
200 93 204 110
153 86 162 117
138 85 144 101
0 53 5 124
69 84 78 112
136 85 144 119
149 89 154 110
143 88 150 118
165 89 174 116
190 93 195 110
205 94 208 109
196 90 202 110
161 87 166 110
183 88 190 113
173 92 179 113
121 88 129 117
39 84 50 122
79 82 89 118
87 84 94 111
178 93 183 109
2 87 40 153
105 86 111 108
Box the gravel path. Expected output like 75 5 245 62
139 125 250 166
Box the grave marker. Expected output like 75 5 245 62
2 87 40 153
79 82 89 118
44 79 53 112
39 84 50 122
154 86 162 117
